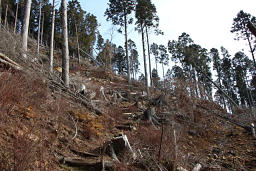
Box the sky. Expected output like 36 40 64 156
77 0 256 77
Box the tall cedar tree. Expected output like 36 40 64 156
150 43 159 75
210 48 227 109
145 10 161 87
127 39 139 79
22 0 32 59
232 52 252 106
49 0 55 72
221 47 238 110
105 0 136 84
231 10 256 69
61 0 69 87
168 33 195 96
158 44 169 82
135 0 157 96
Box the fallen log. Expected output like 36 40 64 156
50 80 103 115
0 52 22 70
70 148 99 158
60 157 113 169
115 123 134 131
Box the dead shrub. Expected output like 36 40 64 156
12 134 37 171
0 29 22 59
0 71 48 117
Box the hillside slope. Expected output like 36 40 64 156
0 29 256 171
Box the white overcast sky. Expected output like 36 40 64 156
77 0 256 76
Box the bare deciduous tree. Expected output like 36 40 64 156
49 0 55 72
22 0 32 59
61 0 69 87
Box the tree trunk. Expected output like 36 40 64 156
141 23 149 96
4 4 7 28
194 69 199 98
131 54 134 79
216 67 227 110
75 23 80 64
37 0 42 55
246 32 256 69
41 13 44 45
61 0 69 87
14 2 18 33
124 13 131 84
146 26 152 87
158 123 164 161
162 62 165 89
0 0 2 29
109 46 112 71
49 0 55 73
22 0 32 59
162 63 164 80
155 57 158 73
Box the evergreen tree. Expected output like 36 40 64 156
127 39 139 79
158 44 169 80
67 0 85 60
170 65 184 79
105 0 136 84
135 0 157 95
145 10 161 86
210 48 226 108
232 51 252 106
96 32 104 53
151 68 160 88
150 43 159 78
113 46 126 74
231 10 256 68
168 33 196 96
221 47 238 110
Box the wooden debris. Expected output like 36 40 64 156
115 123 134 131
60 157 113 169
251 123 255 137
0 52 22 70
100 86 109 102
105 133 136 161
192 163 202 171
70 148 99 158
150 94 166 107
142 107 161 129
51 80 103 115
